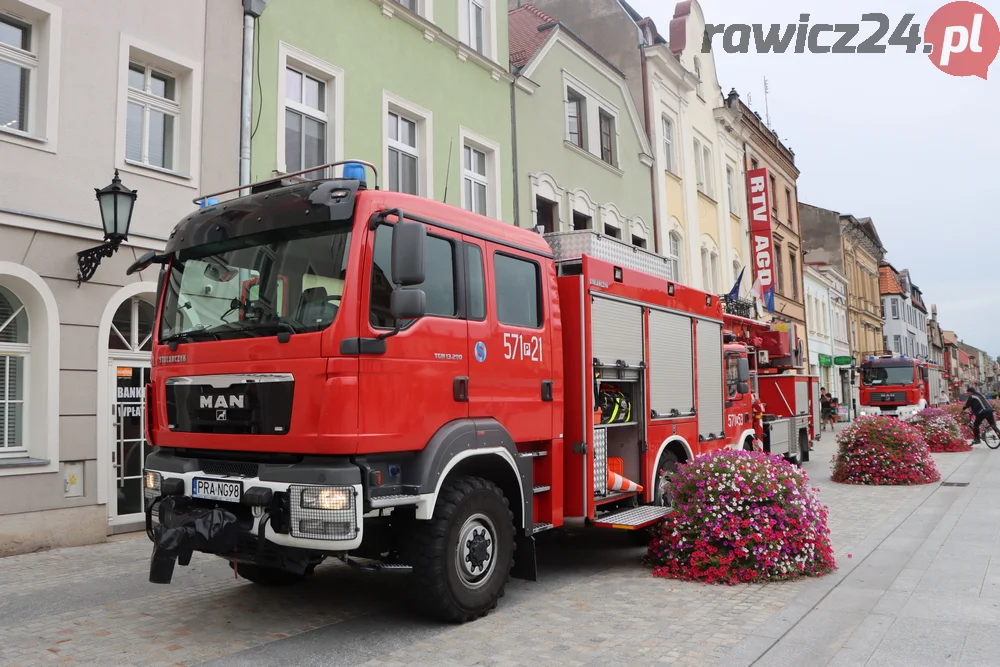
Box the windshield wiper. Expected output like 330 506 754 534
159 328 221 348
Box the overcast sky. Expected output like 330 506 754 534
628 0 999 358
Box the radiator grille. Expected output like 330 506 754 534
201 460 260 478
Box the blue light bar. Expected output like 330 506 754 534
198 197 219 209
343 162 367 183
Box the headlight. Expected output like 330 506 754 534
300 486 351 510
144 470 161 491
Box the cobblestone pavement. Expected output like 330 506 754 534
0 425 971 667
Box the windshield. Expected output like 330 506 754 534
159 224 352 343
862 365 915 386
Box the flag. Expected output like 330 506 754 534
751 274 776 314
727 267 745 301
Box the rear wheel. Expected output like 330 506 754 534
984 426 1000 449
652 451 681 509
405 476 514 623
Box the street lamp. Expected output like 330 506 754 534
77 169 138 285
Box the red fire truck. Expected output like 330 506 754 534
132 161 814 623
859 355 941 419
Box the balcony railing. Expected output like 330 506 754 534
720 294 755 319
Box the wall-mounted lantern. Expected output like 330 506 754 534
77 169 138 285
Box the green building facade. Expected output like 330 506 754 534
251 0 514 223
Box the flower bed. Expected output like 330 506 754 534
646 448 835 585
831 415 940 485
908 408 971 452
943 400 1000 441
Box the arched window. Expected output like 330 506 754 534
667 231 682 282
710 251 720 294
733 260 742 283
0 286 29 452
693 57 703 98
109 297 155 352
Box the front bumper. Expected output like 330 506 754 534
859 404 921 420
143 450 365 583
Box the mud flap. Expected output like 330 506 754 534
511 530 537 582
149 496 240 584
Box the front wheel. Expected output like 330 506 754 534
984 427 1000 450
405 476 514 623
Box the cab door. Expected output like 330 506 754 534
466 240 554 443
357 221 469 453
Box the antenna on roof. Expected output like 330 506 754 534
442 136 454 204
763 76 772 129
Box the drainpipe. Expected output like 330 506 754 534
510 77 521 228
240 1 269 191
639 49 660 254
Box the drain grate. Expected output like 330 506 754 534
941 482 970 487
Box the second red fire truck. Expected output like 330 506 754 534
859 354 942 419
134 161 817 623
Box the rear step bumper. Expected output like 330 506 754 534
589 505 672 530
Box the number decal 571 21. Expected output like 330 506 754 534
503 332 543 362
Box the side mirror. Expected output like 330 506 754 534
390 288 426 320
737 357 750 383
737 381 750 395
126 250 168 276
391 220 426 286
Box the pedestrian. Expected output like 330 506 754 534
820 391 830 432
829 396 840 428
964 385 1000 444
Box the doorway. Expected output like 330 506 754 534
105 295 155 531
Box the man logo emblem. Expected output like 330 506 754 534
216 409 227 421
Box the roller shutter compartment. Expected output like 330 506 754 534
696 320 724 439
590 296 643 367
648 310 694 418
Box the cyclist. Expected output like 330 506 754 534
964 385 1000 444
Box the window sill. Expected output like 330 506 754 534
0 457 51 469
563 140 623 177
664 169 682 183
121 160 197 189
0 126 55 154
696 190 718 206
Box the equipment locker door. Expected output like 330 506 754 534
466 240 554 444
357 221 469 453
696 320 725 440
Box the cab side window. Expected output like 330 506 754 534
370 225 457 328
494 252 542 328
725 356 740 397
466 244 486 321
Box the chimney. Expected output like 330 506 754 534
726 88 740 109
931 304 937 321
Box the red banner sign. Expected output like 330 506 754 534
746 167 776 311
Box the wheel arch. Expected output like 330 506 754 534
648 435 694 493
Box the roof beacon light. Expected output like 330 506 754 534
343 162 367 184
198 197 219 209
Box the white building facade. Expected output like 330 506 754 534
808 262 851 408
0 0 243 555
643 0 750 295
804 266 834 392
880 263 929 361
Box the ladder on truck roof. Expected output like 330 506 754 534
544 230 676 281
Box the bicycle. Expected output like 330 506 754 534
969 411 1000 449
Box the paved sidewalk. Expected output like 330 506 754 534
720 440 999 666
0 423 983 666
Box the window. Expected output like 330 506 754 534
566 89 585 149
785 188 794 226
370 226 456 328
769 175 778 216
535 196 556 234
285 66 327 178
774 242 784 295
893 335 901 353
464 0 485 54
667 232 682 281
462 144 488 216
733 260 741 284
750 157 759 170
494 253 542 328
126 61 179 170
466 244 485 321
0 286 28 453
632 235 646 249
788 250 798 300
702 145 714 198
572 211 591 230
693 57 703 98
694 139 713 197
604 223 621 239
710 252 720 294
598 110 615 165
388 110 418 195
661 115 674 172
109 297 154 352
395 0 417 11
701 247 711 292
0 14 31 134
726 166 737 214
726 356 740 398
891 298 899 319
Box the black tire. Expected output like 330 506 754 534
229 561 307 586
405 476 514 623
652 451 681 508
742 437 754 452
799 431 810 463
985 428 1000 450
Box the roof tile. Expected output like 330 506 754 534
509 4 557 68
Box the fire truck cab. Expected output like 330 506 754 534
859 355 937 419
135 161 750 623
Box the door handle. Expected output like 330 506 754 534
454 377 469 402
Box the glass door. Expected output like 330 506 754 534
109 362 150 524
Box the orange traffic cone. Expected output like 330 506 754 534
607 468 643 493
